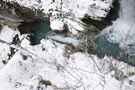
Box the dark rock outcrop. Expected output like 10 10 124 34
0 24 2 32
0 0 49 29
81 0 120 37
0 1 23 28
5 2 49 21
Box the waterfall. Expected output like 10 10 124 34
101 0 135 53
93 0 135 65
120 0 135 23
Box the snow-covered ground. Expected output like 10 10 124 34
0 25 135 90
4 0 113 18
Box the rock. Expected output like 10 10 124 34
0 24 2 32
0 3 23 22
0 18 22 29
2 60 7 64
40 80 52 86
76 40 98 54
81 0 120 36
0 1 24 28
76 43 87 52
0 0 48 28
3 1 49 21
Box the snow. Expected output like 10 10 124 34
47 34 84 46
66 19 84 31
0 42 10 69
0 26 19 43
0 25 28 69
0 26 135 90
50 20 65 31
0 26 19 69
